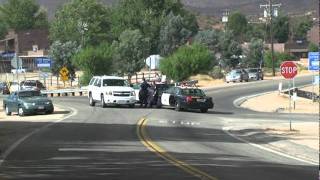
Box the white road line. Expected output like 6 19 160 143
58 148 111 152
0 106 78 166
222 127 318 166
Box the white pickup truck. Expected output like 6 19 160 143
87 76 136 108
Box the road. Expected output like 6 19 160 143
0 75 318 180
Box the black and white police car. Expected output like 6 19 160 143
158 85 214 113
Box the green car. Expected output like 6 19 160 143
3 90 54 116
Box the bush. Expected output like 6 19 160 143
209 66 224 79
160 43 213 81
79 71 92 86
263 51 296 68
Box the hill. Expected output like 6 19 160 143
0 0 317 17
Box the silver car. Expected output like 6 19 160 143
246 68 264 80
225 69 249 83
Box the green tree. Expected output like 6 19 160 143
219 30 242 68
308 43 319 52
49 41 80 79
264 51 296 69
243 38 264 68
273 16 289 43
158 12 193 56
160 43 212 81
50 0 111 47
227 12 248 42
291 17 313 40
0 19 8 39
194 30 220 53
245 23 265 41
73 43 115 85
113 29 150 81
111 0 198 54
0 0 48 31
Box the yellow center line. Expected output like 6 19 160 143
137 118 218 180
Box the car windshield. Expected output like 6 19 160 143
231 70 241 74
248 69 258 73
18 91 41 98
181 89 205 96
23 82 37 86
103 79 129 87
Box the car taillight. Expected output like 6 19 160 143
186 96 193 103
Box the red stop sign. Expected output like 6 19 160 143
280 61 298 79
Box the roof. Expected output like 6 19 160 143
93 76 125 80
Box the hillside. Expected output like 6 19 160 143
0 0 317 17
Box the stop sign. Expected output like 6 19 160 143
280 61 298 79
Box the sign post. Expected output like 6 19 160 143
308 52 319 101
59 67 69 88
280 61 298 131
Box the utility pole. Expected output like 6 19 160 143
260 0 281 76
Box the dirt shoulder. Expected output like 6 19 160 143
241 86 319 114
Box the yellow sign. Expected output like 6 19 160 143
59 67 69 82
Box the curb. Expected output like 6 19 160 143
222 126 318 165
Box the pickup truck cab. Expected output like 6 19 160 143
88 76 136 108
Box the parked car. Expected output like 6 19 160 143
3 90 54 116
246 68 264 80
20 80 46 91
159 86 214 113
88 76 136 108
225 69 249 83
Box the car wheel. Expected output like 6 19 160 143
5 105 11 116
89 93 95 106
200 108 208 113
261 77 264 80
245 79 249 82
101 95 106 108
226 81 229 83
18 106 24 116
175 101 181 111
46 109 54 114
129 104 135 108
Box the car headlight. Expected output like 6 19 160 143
130 91 135 96
45 101 51 105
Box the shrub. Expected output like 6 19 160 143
209 66 224 79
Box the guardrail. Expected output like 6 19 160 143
41 88 88 97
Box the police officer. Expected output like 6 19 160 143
140 78 150 108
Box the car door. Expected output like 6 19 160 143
92 79 102 101
7 93 18 112
161 87 174 106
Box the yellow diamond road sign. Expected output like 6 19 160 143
59 67 69 82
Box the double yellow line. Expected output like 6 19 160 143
137 118 218 180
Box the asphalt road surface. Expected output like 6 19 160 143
0 75 318 180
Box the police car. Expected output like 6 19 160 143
159 85 214 113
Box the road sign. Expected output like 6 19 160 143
59 67 69 82
308 52 319 71
280 61 298 79
36 58 52 68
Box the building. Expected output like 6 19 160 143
0 29 50 72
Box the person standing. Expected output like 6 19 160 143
139 78 150 107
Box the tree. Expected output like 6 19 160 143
273 16 289 43
245 23 265 41
50 0 111 47
308 43 319 52
243 38 264 68
219 30 242 69
264 51 296 69
0 19 8 39
48 41 80 80
160 43 212 81
227 12 248 42
291 17 313 41
158 12 193 56
0 0 48 31
111 0 198 54
113 29 150 81
73 43 115 85
194 30 220 53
